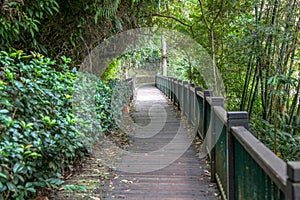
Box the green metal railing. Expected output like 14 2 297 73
189 85 195 125
196 90 204 137
155 75 300 200
215 109 227 198
174 79 178 106
234 139 285 200
183 82 189 118
178 81 183 111
231 126 288 200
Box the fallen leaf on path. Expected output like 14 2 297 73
90 197 100 200
204 170 211 177
120 179 133 184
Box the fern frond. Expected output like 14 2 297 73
95 0 121 23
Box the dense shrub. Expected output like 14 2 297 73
95 80 115 132
0 50 133 199
95 79 132 132
71 72 103 152
0 51 86 199
70 74 131 150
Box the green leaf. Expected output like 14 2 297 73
5 69 13 79
0 109 9 114
14 80 24 88
24 152 42 159
0 173 8 179
26 187 36 193
29 28 35 38
26 123 34 129
13 163 24 173
6 182 16 192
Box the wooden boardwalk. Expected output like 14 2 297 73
108 85 218 200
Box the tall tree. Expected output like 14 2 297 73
161 33 167 76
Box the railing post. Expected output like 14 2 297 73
160 76 162 90
166 77 168 96
169 76 173 101
166 76 169 98
162 76 165 94
182 81 189 117
170 77 172 99
188 83 195 124
163 76 165 94
178 80 182 111
194 86 202 131
170 77 173 102
166 77 169 96
210 97 224 183
287 162 300 200
165 76 168 97
203 90 213 137
173 78 177 106
132 75 136 99
159 76 162 90
226 112 249 200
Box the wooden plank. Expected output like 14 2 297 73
108 85 218 199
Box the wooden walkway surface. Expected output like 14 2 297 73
108 85 218 200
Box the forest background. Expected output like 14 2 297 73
0 0 299 199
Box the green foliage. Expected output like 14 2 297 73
122 48 161 70
251 118 300 161
0 0 146 64
0 50 134 199
0 50 86 200
61 184 87 192
95 80 115 132
94 0 121 22
101 59 123 81
101 48 161 81
95 79 132 132
109 80 132 126
0 0 59 52
72 73 102 151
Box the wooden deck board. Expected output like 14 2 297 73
108 85 218 199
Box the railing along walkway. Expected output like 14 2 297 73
109 85 218 199
155 75 300 200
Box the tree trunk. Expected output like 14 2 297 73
210 28 217 92
161 34 167 76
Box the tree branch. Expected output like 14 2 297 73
212 0 224 25
141 13 192 28
198 0 211 31
140 13 194 38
